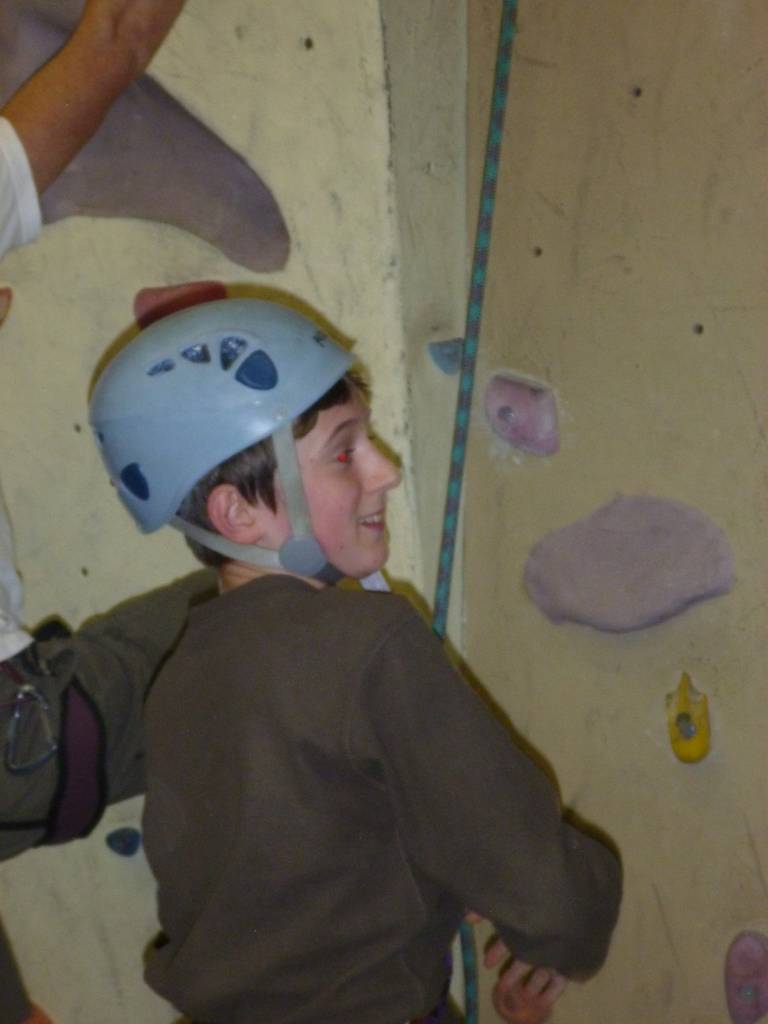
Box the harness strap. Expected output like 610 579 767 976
37 676 107 845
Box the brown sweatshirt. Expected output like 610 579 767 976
143 575 621 1023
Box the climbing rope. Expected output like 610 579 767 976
429 3 518 1022
432 0 517 639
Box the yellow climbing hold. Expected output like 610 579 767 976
666 672 710 763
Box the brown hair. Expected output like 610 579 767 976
177 370 368 567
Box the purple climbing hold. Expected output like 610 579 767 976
484 374 559 455
524 495 734 632
725 931 768 1024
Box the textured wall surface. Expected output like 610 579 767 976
0 2 464 1020
466 1 767 1020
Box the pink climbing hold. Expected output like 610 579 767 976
484 374 559 455
725 931 768 1024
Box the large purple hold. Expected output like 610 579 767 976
524 496 734 632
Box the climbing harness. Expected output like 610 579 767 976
0 642 108 844
432 3 519 1021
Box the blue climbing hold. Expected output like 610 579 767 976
106 827 142 857
428 338 463 376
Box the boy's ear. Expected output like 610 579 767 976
206 484 271 544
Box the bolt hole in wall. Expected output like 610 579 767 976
303 36 314 50
693 323 704 334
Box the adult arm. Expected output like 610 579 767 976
358 608 623 979
2 0 185 195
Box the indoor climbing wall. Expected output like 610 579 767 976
464 1 767 1021
0 2 464 1020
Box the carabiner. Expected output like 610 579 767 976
4 683 58 774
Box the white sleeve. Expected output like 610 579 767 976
0 117 36 657
0 116 42 260
0 480 31 661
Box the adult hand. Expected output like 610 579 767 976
4 0 186 193
79 0 186 76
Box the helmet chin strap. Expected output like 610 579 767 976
172 423 344 584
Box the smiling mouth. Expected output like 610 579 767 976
359 512 385 528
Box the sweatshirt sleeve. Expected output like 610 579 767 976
0 117 42 260
358 608 622 978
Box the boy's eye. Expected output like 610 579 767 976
336 450 353 464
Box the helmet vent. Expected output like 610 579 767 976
120 463 150 501
220 335 248 370
235 350 279 390
147 358 175 377
182 344 211 364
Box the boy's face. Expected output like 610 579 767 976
278 389 401 579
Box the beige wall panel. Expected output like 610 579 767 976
467 1 766 1021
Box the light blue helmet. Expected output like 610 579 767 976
89 298 353 576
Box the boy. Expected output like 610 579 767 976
90 297 621 1024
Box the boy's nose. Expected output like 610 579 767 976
370 449 401 492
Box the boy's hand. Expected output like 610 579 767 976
484 937 567 1024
